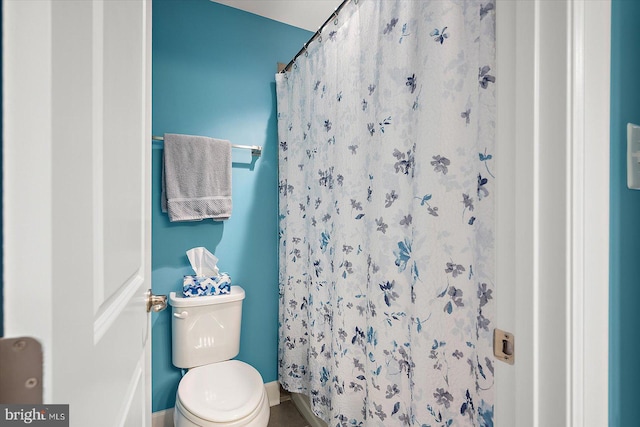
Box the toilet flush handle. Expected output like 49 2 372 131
173 311 189 319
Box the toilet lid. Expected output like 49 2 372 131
177 360 265 423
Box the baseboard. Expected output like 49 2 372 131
151 407 173 427
290 392 328 427
152 380 280 426
265 380 280 407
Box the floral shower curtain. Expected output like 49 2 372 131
276 1 496 425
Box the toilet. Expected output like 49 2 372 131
169 286 270 427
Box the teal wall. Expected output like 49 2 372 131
610 0 640 425
151 0 311 412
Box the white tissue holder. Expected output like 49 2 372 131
183 273 231 297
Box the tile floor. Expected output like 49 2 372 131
267 389 309 427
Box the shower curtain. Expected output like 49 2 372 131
276 1 495 425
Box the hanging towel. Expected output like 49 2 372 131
161 133 232 221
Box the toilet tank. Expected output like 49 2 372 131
169 286 245 369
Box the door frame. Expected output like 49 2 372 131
568 1 610 425
496 0 609 425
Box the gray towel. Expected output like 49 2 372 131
161 133 232 221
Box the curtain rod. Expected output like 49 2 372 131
152 135 262 157
280 0 353 73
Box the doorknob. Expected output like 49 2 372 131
146 289 168 313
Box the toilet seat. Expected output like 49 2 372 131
175 389 268 427
176 360 266 425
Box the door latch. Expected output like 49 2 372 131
494 328 515 365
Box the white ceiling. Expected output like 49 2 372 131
211 0 342 32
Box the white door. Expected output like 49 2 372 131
3 1 152 426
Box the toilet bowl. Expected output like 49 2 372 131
169 288 269 427
173 360 270 427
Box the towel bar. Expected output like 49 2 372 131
152 135 262 157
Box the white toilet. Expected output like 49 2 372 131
169 286 270 427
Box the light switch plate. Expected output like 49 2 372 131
627 123 640 189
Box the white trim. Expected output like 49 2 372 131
531 3 542 425
265 380 281 407
499 1 539 424
564 2 610 427
151 408 174 427
535 2 581 425
495 1 536 424
574 1 610 426
568 1 586 425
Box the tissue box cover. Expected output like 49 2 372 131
183 273 231 297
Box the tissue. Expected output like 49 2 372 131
183 247 231 297
186 247 220 277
